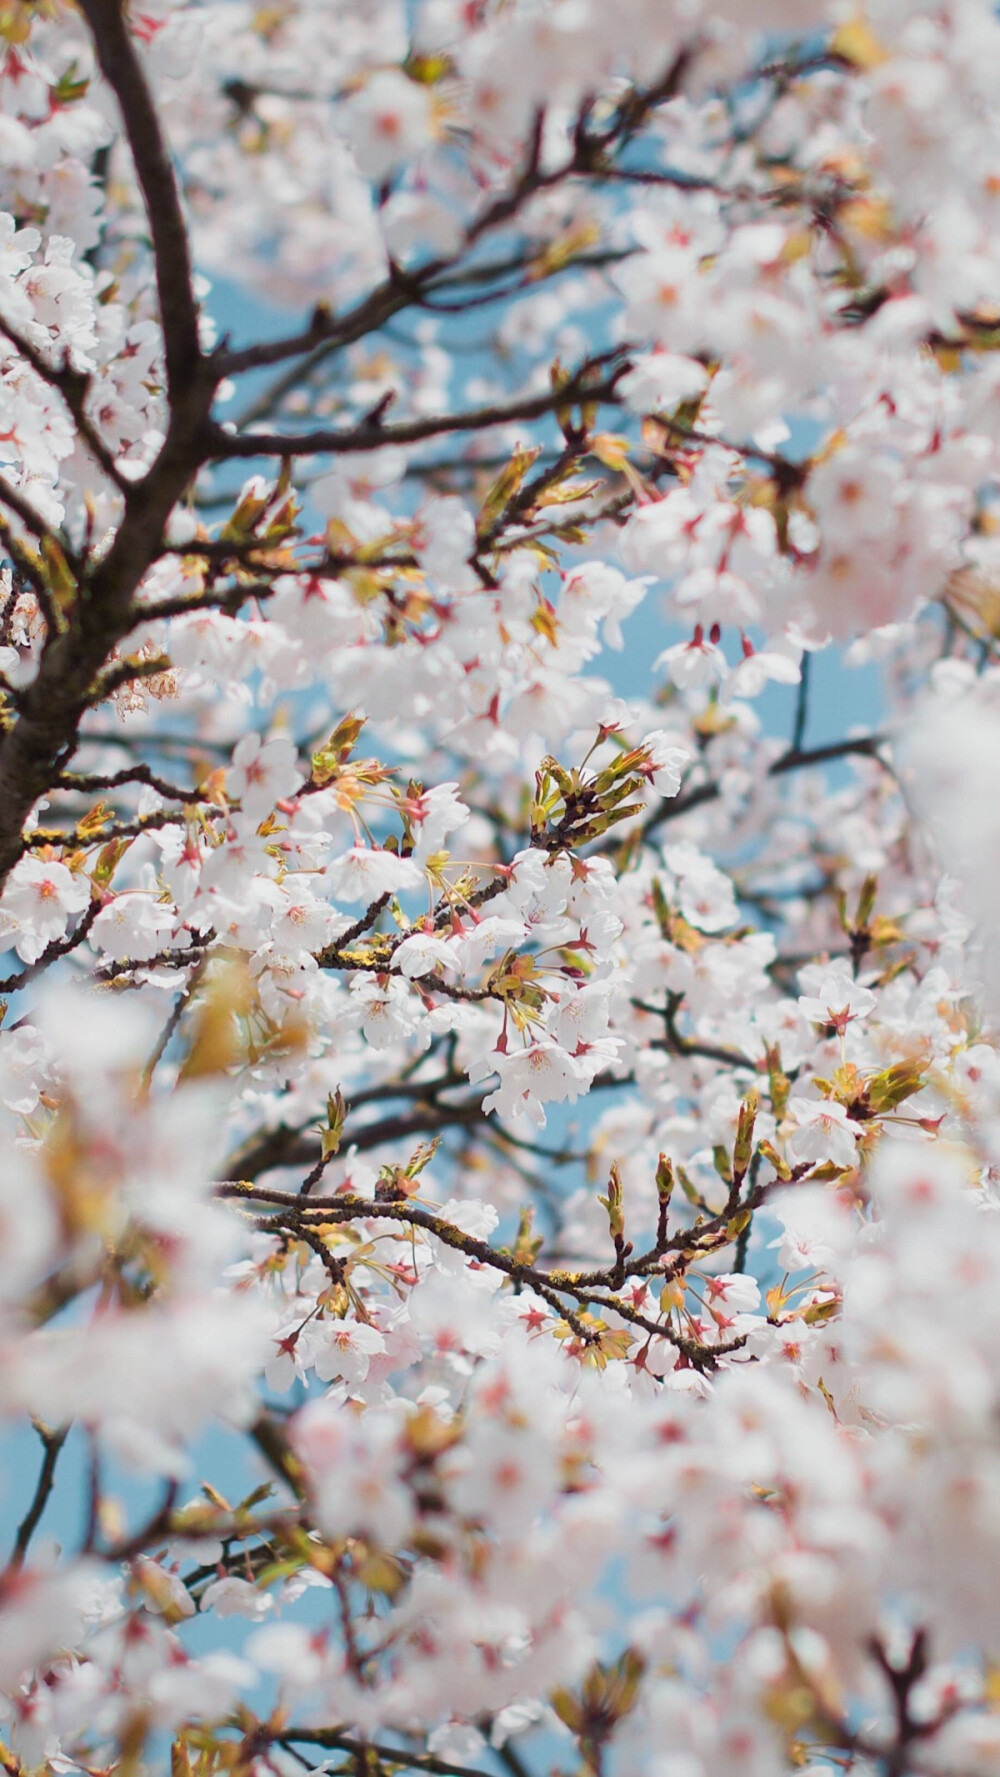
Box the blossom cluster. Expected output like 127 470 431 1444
2 2 1000 1776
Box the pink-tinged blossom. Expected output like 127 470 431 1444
0 1023 50 1116
246 1622 329 1692
0 1148 59 1305
343 70 435 180
326 845 425 904
560 561 649 651
664 842 739 933
504 848 573 923
268 887 349 960
133 1555 196 1621
227 733 303 820
405 1267 504 1359
654 632 727 690
349 973 427 1048
786 1097 866 1170
905 684 1000 1017
392 930 459 978
313 1318 386 1388
0 856 90 963
444 1417 561 1537
639 731 690 796
0 1564 101 1693
807 445 904 550
798 964 877 1032
200 1577 274 1621
478 1042 591 1128
292 1399 414 1548
724 640 802 700
89 892 181 963
414 497 478 588
1 1296 272 1476
618 350 710 414
402 781 470 864
769 1184 855 1277
451 914 528 972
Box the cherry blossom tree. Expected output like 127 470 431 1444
4 2 1000 1774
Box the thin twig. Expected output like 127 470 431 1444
9 1422 69 1568
206 365 627 462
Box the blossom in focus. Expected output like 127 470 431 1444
0 857 90 962
227 733 303 820
786 1096 866 1169
798 964 877 1033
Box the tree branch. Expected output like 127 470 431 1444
206 364 628 461
222 1184 734 1367
76 0 202 398
8 1421 69 1569
278 1729 497 1777
629 732 889 848
55 762 205 804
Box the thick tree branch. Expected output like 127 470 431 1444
76 0 202 398
0 377 216 881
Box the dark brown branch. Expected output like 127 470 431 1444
8 1421 69 1569
233 1099 489 1180
94 931 212 985
771 733 887 775
206 366 627 462
220 272 436 384
279 1728 497 1777
134 580 279 625
791 650 811 752
632 994 755 1071
76 0 201 397
0 515 53 608
55 763 205 804
142 950 209 1087
101 1480 180 1564
22 797 224 852
0 362 215 884
87 653 174 706
223 1184 726 1365
494 1741 534 1777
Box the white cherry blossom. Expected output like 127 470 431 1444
227 733 303 820
786 1097 866 1170
0 857 90 963
798 965 877 1032
2 4 1000 1771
